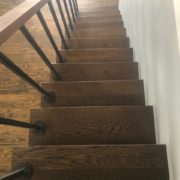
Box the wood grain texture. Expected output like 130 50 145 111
60 48 133 63
71 27 126 38
53 62 139 81
79 7 119 13
0 147 12 176
0 0 170 179
29 106 156 145
77 16 122 24
12 145 169 180
41 80 145 107
67 38 129 49
78 0 119 8
13 145 168 168
79 11 121 18
75 21 124 29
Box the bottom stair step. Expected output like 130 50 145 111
12 145 169 180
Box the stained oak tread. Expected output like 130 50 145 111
67 37 129 49
75 21 124 29
60 48 133 63
29 106 156 145
52 62 139 81
71 27 126 38
12 145 169 180
41 80 145 107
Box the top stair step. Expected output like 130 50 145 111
78 0 119 9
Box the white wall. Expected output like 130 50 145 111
174 0 180 52
119 0 180 180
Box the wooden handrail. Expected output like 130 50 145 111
0 0 49 45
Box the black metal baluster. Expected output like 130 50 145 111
0 117 46 134
37 10 65 63
0 163 33 180
0 52 56 103
74 0 79 12
68 0 76 22
72 0 78 17
63 0 73 30
20 25 62 81
56 0 70 38
48 0 68 49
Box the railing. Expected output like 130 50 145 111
0 0 79 179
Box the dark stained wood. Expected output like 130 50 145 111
29 106 156 145
0 0 170 179
12 145 169 180
53 62 139 81
78 0 119 9
77 16 122 23
71 27 126 38
75 21 124 29
67 37 129 49
60 48 133 63
41 80 145 107
79 11 121 18
79 7 119 13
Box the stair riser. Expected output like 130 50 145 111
10 169 169 180
41 81 145 107
29 106 155 145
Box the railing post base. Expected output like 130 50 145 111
43 92 56 104
1 163 33 180
32 121 47 135
52 74 63 82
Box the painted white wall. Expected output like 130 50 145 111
174 0 180 52
119 0 180 180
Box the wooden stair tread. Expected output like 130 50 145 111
75 21 124 29
29 106 155 145
79 11 120 17
77 16 122 23
52 62 139 81
41 80 145 107
60 48 133 63
12 145 169 180
71 27 126 38
67 37 129 49
79 7 119 13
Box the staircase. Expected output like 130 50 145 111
0 0 169 179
